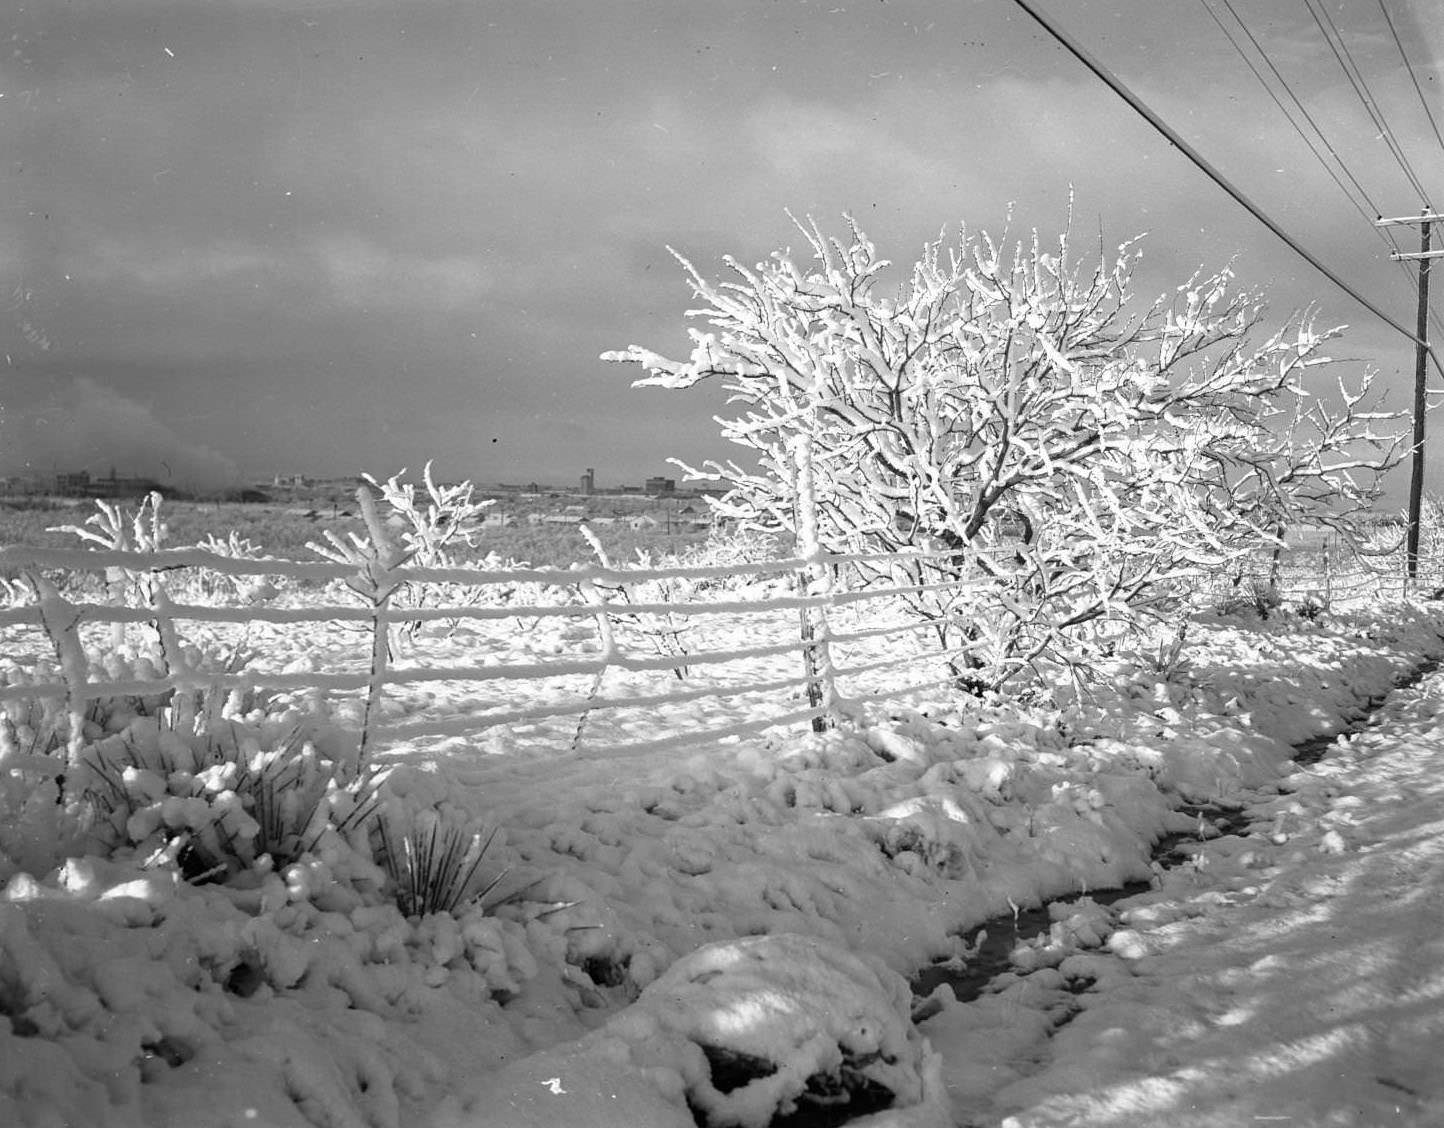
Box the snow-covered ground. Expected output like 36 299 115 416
4 593 1444 1127
923 629 1444 1127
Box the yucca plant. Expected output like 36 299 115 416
76 717 379 884
369 803 507 918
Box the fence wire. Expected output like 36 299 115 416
0 531 1424 761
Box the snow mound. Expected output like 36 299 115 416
603 931 950 1127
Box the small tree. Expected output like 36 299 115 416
603 212 1401 691
360 462 495 638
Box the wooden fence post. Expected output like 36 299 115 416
1269 522 1285 591
32 574 91 768
791 434 838 732
352 486 405 770
572 564 617 752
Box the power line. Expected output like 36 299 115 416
1361 1 1444 352
1208 0 1436 334
1004 0 1442 381
1200 0 1405 258
1303 0 1433 207
1375 0 1444 164
1204 0 1442 351
1306 0 1432 206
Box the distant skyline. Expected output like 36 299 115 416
3 0 1442 504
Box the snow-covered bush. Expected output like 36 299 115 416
368 799 507 919
48 492 169 645
68 714 373 882
677 524 786 596
362 461 493 568
0 606 447 909
183 530 282 606
361 461 496 637
579 527 694 681
1 636 253 768
1214 574 1285 621
610 932 944 1128
605 211 1402 693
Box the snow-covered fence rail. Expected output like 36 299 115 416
3 523 1421 765
0 541 1004 764
1199 529 1438 611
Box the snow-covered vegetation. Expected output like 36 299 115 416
3 528 1441 1126
605 215 1401 691
2 223 1441 1127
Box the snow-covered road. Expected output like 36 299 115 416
937 664 1444 1127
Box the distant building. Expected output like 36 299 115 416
645 476 676 496
55 470 164 499
56 471 92 496
581 468 595 495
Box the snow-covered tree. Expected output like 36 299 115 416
603 214 1402 691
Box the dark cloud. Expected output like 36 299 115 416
2 0 1440 497
0 374 239 489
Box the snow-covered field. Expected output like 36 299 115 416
4 575 1444 1127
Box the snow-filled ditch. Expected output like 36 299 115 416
3 600 1443 1128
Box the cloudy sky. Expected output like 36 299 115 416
2 0 1442 497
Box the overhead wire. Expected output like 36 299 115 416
1375 0 1444 164
1302 0 1433 207
1199 0 1405 258
1002 0 1443 381
1203 0 1441 347
1370 0 1444 350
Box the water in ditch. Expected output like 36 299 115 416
908 798 1250 1005
912 654 1442 1009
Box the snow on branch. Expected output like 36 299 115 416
605 211 1405 691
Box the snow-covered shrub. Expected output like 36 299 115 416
611 932 944 1128
40 496 280 691
5 629 270 758
1215 575 1285 620
47 491 168 555
45 493 173 657
70 713 375 884
579 527 694 682
182 530 282 606
363 461 493 568
0 598 374 885
368 800 507 919
605 210 1402 693
676 525 784 594
307 487 410 766
360 461 496 637
0 683 77 879
1139 621 1191 680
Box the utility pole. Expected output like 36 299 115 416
1376 210 1443 581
